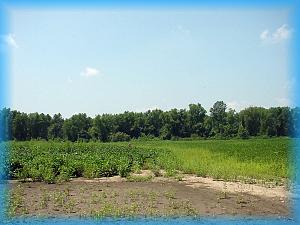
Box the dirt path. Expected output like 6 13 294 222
8 177 289 218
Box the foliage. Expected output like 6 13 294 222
0 102 298 143
2 137 293 184
6 141 164 182
110 132 131 142
238 124 249 139
130 138 292 183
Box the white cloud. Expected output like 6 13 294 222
272 24 291 42
260 30 269 41
260 24 292 44
3 33 18 48
80 67 100 77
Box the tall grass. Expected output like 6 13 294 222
131 138 293 183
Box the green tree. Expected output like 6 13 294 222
63 113 92 141
188 103 207 137
223 108 239 137
12 111 29 141
90 114 111 142
239 107 266 136
210 101 227 136
48 113 64 140
144 109 164 137
238 124 249 139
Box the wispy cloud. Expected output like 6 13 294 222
173 25 190 36
80 67 101 77
260 30 269 41
273 24 291 42
260 24 292 44
3 33 18 48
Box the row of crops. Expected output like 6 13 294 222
0 138 292 183
0 141 173 183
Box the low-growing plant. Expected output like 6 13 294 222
164 190 176 200
127 175 153 182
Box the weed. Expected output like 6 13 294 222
127 175 153 182
164 190 176 200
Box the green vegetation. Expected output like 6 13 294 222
2 137 292 184
127 175 153 182
131 138 292 183
1 101 299 143
7 184 28 217
5 141 163 183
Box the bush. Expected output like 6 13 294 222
190 134 200 139
138 133 156 141
110 132 131 142
170 136 179 141
238 125 249 139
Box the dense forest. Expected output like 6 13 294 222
0 101 299 142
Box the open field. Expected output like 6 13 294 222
2 137 293 184
1 138 293 217
129 138 293 183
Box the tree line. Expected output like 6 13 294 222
0 101 299 142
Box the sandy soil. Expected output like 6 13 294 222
180 174 288 199
7 173 290 218
68 170 288 199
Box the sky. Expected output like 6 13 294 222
1 7 294 118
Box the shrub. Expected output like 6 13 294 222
110 132 131 142
238 125 249 139
138 133 156 141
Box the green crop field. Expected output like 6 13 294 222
2 141 162 183
130 137 293 183
0 137 294 184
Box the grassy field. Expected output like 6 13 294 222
1 137 293 184
130 138 293 183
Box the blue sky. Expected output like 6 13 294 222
3 7 293 117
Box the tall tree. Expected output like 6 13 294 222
63 113 92 141
48 113 64 139
188 103 206 136
239 107 266 136
12 111 29 141
90 114 112 142
223 109 239 137
210 101 227 136
144 109 164 137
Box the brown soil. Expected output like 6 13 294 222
8 177 290 218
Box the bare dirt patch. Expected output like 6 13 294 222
181 174 288 199
7 177 289 218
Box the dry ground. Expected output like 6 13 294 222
7 171 290 218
